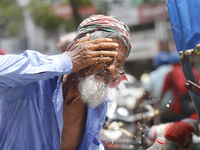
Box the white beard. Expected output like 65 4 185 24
78 74 108 107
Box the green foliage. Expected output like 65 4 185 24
131 0 165 6
91 0 109 14
25 0 69 31
0 0 23 37
77 0 93 7
62 17 77 32
137 0 165 4
25 0 93 31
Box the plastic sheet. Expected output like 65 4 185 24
167 0 200 117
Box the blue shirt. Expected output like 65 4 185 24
0 50 107 150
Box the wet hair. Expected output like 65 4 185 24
67 15 131 57
90 31 128 50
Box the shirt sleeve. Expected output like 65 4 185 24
0 50 73 87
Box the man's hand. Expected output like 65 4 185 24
185 80 200 96
64 34 119 73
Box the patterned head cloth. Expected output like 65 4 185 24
68 14 132 57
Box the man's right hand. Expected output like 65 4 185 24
64 34 119 73
185 80 200 96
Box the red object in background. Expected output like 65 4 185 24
0 48 7 55
189 113 198 120
164 121 194 146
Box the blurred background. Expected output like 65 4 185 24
0 0 173 81
3 1 200 149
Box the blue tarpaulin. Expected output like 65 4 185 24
167 0 200 117
167 0 200 52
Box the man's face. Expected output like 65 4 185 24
81 38 127 85
78 38 127 107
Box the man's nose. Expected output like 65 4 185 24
105 63 118 78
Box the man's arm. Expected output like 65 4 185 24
0 50 73 87
0 34 119 87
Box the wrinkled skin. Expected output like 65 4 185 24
79 38 127 84
60 38 127 150
64 34 119 73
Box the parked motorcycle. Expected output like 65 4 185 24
99 74 160 150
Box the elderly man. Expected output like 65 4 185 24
0 15 131 150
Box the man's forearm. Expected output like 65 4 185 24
0 50 72 87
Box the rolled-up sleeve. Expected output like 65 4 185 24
0 50 73 87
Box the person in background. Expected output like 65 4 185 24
148 113 200 150
133 51 173 123
57 32 77 53
160 50 199 122
0 14 132 150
